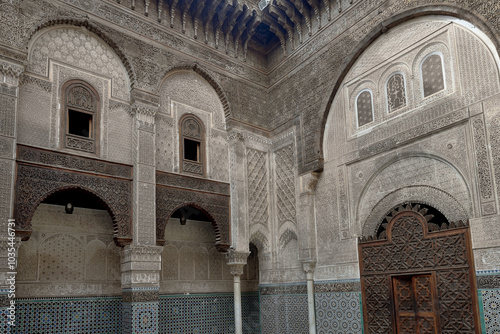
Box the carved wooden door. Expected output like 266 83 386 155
393 274 439 334
359 205 481 334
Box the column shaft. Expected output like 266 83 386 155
306 271 316 334
234 274 242 334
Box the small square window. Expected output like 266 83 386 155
68 109 92 138
184 138 200 162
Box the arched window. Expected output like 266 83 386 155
180 114 205 176
356 90 374 127
386 73 406 113
62 80 99 154
421 53 445 97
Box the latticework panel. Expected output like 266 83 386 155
359 209 480 334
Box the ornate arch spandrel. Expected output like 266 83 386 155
26 19 136 89
156 171 230 251
358 207 481 334
14 145 133 246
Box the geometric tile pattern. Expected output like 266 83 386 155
260 294 308 334
12 297 121 334
479 289 500 334
159 293 260 334
242 293 261 334
0 308 12 333
315 292 362 334
128 302 158 334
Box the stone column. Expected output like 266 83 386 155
121 90 162 333
303 260 317 334
227 250 249 334
297 172 320 334
227 126 249 252
0 59 24 331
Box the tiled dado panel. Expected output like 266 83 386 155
314 280 363 334
315 292 362 334
159 293 260 334
12 296 121 334
0 307 12 333
122 302 159 334
259 284 309 334
477 272 500 334
479 290 500 334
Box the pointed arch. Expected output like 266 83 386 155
17 185 124 244
157 202 226 252
157 63 231 120
27 19 136 89
318 7 500 169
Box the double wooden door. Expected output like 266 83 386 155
393 273 439 334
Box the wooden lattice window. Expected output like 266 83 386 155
179 114 205 176
421 54 445 98
356 90 374 127
386 73 406 113
62 80 99 154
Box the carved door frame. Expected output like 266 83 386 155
358 205 481 333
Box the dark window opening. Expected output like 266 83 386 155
68 109 92 138
184 138 200 161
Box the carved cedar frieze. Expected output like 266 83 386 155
156 171 230 250
14 145 133 245
17 145 132 179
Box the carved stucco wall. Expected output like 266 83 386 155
244 127 302 284
156 71 229 183
160 217 258 294
16 203 121 298
18 26 133 164
319 17 500 280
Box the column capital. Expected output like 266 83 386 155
302 260 316 274
227 129 245 143
226 249 249 277
226 249 249 264
299 172 321 195
130 87 160 126
0 59 24 79
0 59 24 89
131 101 158 127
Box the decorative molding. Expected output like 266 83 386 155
122 290 159 303
156 172 230 196
314 281 361 293
19 73 52 93
260 284 307 295
477 274 500 289
17 145 132 179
